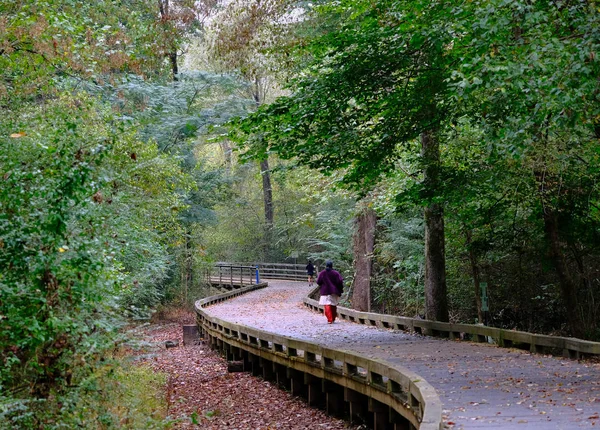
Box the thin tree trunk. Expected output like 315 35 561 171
260 158 273 259
352 206 376 312
185 228 193 303
260 159 273 228
534 164 582 337
254 80 274 258
465 229 484 324
220 140 232 168
169 52 179 81
158 0 178 81
421 130 449 322
542 202 582 337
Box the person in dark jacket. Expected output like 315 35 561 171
306 260 315 286
316 260 343 324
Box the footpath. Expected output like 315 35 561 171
203 280 600 429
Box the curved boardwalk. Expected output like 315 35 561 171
203 280 600 429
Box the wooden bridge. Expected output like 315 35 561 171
196 277 600 429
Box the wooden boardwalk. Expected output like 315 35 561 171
203 280 600 429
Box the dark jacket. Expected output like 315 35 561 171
317 268 343 296
306 262 315 275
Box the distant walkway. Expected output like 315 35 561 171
203 280 600 429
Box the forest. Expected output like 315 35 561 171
1 0 599 427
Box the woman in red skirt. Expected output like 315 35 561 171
316 260 344 324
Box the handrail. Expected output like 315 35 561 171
195 283 443 430
303 293 600 359
216 261 319 281
206 263 258 286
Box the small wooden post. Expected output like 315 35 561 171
182 325 198 346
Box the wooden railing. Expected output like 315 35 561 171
253 262 317 281
211 262 318 282
303 288 600 360
196 284 443 430
206 263 258 287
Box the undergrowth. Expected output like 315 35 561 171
0 359 170 429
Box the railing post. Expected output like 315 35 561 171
256 265 260 284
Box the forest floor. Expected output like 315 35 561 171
130 308 359 429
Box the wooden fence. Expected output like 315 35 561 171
208 262 319 283
205 263 258 287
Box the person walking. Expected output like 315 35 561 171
306 260 315 286
316 260 344 324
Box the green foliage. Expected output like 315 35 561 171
451 0 600 150
199 153 357 270
0 361 169 429
0 0 203 423
93 72 253 153
74 364 169 429
372 215 425 317
231 0 457 191
0 0 169 106
92 71 256 306
0 98 120 401
0 89 190 421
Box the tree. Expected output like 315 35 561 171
156 0 217 80
207 0 293 259
452 0 600 337
232 0 458 321
352 203 376 312
0 1 195 424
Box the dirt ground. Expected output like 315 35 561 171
131 309 360 429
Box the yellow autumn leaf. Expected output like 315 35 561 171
10 132 26 138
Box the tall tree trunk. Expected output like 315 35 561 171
465 229 484 324
421 130 449 322
184 228 193 303
537 182 582 336
181 229 189 303
543 212 581 337
352 205 376 312
169 52 179 81
254 80 274 258
220 140 233 168
260 159 274 228
260 158 273 259
158 0 178 81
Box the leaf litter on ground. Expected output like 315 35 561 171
130 309 361 429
